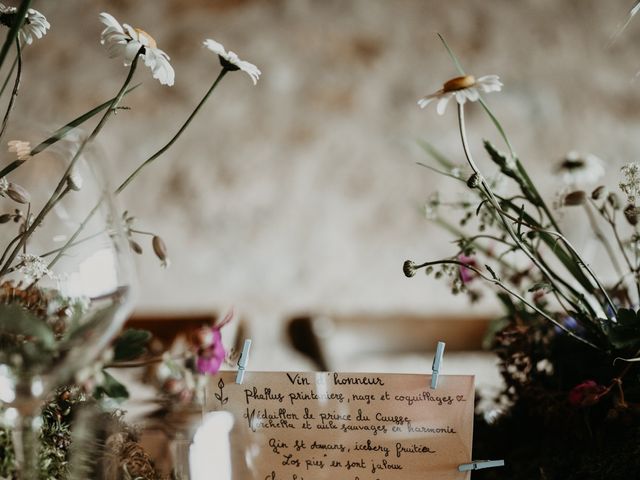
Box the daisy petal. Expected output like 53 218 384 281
455 91 467 104
203 38 227 57
436 94 451 115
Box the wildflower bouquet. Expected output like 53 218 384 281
405 37 640 479
0 1 259 478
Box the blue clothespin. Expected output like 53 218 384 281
458 460 505 472
430 341 445 389
236 339 252 384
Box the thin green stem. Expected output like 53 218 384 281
47 196 104 269
0 0 31 70
115 68 229 194
0 53 142 276
0 52 17 97
129 228 154 236
38 231 104 258
457 103 586 316
48 69 232 270
582 201 623 278
0 39 21 143
413 258 601 350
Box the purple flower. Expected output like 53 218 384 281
458 255 478 284
195 329 226 375
568 380 606 407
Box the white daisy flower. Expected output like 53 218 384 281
418 74 502 115
556 151 605 186
0 4 50 45
99 12 174 87
7 140 31 160
203 39 261 85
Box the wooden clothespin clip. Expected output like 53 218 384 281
430 341 445 389
458 459 505 472
235 339 252 384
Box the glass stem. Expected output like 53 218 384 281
12 412 39 479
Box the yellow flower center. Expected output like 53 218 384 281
443 75 476 92
134 28 157 49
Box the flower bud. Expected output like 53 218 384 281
403 260 417 277
466 173 480 189
563 190 586 206
152 235 169 267
607 193 620 210
129 239 143 255
624 204 639 226
6 182 30 204
591 185 606 200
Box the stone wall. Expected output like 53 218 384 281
10 0 640 327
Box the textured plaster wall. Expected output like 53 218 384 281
11 1 640 326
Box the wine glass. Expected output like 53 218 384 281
0 133 137 477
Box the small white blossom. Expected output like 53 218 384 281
99 12 174 86
556 151 605 186
203 39 261 85
620 162 640 204
0 176 8 196
0 5 49 45
16 254 53 281
7 140 31 161
418 74 502 115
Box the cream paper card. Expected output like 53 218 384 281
206 371 474 480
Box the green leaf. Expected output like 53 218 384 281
112 328 152 361
416 139 456 170
94 370 129 401
0 303 54 348
0 84 142 179
528 282 553 293
605 308 640 350
437 33 465 76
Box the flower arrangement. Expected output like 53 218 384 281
405 36 640 478
0 1 257 478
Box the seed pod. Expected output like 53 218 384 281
608 193 620 210
591 186 606 200
0 213 11 223
152 235 169 265
129 239 143 255
466 173 480 189
6 182 30 204
624 204 639 226
563 190 586 206
403 260 417 278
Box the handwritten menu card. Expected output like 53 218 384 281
206 372 474 479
